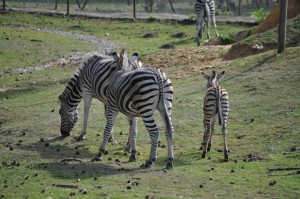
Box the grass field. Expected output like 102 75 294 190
0 11 300 198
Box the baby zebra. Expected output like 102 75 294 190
201 70 229 161
93 49 174 169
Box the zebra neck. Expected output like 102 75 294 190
62 73 83 108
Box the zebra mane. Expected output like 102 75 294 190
59 54 106 103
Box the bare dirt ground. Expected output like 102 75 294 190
144 45 231 77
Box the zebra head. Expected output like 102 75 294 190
201 70 225 88
58 94 79 137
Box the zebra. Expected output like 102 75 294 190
58 52 143 147
93 49 174 169
201 70 229 161
195 0 220 46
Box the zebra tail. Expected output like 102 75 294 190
157 69 173 142
217 86 223 126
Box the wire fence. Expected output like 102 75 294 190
1 0 276 18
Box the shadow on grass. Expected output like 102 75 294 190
223 52 277 83
18 135 186 179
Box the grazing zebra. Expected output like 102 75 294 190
58 52 143 145
201 70 229 161
195 0 220 46
93 49 174 169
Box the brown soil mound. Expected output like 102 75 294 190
144 46 231 78
253 0 300 34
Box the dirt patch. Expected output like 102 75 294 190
253 0 300 34
144 45 231 77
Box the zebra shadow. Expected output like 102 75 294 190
19 136 176 179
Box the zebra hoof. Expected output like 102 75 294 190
224 155 229 162
140 160 152 169
129 154 136 162
165 161 173 170
201 153 206 159
92 154 102 162
76 136 85 142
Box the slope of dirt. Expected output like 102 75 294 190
225 15 300 60
253 0 300 34
144 45 231 77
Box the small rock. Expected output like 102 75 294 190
269 180 276 186
199 184 204 188
161 44 175 49
69 192 76 196
143 33 157 38
231 169 235 173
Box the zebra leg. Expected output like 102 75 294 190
222 120 229 161
104 105 117 145
140 115 160 168
206 16 211 41
196 13 204 46
165 123 174 169
201 123 211 159
93 108 118 161
76 91 92 141
212 15 220 37
158 107 174 169
207 117 216 152
127 117 138 162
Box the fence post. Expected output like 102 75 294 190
67 0 69 15
277 0 288 54
2 0 5 10
133 0 136 19
54 0 58 10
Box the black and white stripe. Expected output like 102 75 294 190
201 70 229 161
93 50 174 169
195 0 219 46
58 52 143 144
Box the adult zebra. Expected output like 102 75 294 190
201 70 229 161
93 49 175 169
58 52 143 146
195 0 220 46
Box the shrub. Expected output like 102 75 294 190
251 8 268 23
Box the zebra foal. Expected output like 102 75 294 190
93 49 175 169
195 0 220 46
201 70 229 161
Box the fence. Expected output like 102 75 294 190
1 0 276 18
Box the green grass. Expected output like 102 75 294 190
0 12 246 62
0 11 300 198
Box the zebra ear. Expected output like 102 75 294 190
217 71 225 81
201 72 210 80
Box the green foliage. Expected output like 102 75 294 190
148 14 157 21
188 13 197 21
251 8 268 23
220 34 235 44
